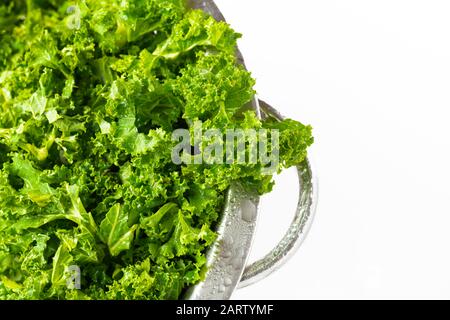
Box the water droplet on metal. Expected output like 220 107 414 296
224 277 232 287
241 199 257 222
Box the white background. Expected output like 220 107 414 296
213 0 450 299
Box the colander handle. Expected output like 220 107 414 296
238 100 318 288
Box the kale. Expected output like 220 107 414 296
0 0 313 299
